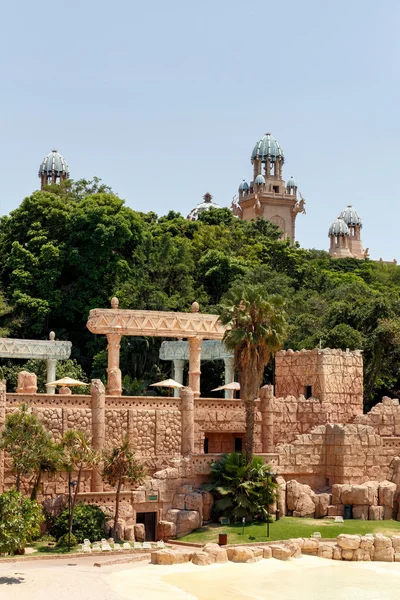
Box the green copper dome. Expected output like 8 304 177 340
251 133 284 164
328 217 349 236
38 149 69 178
339 205 362 228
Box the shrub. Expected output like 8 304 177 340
204 452 277 522
56 533 78 548
0 490 44 555
50 503 105 543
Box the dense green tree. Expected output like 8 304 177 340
0 490 43 555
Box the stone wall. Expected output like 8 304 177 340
275 348 363 423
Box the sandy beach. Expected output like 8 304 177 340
1 556 400 599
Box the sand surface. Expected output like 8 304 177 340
1 556 400 599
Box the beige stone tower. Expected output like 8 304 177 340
38 150 69 189
328 206 364 259
231 133 305 243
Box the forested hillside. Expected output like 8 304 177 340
0 179 399 409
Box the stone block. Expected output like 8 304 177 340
337 534 361 550
301 539 319 556
158 520 176 539
392 536 400 552
192 551 213 566
263 546 272 559
184 491 203 513
202 543 228 563
134 523 145 542
124 525 135 541
394 553 400 562
341 549 354 561
379 481 396 508
317 543 333 559
374 534 392 550
271 545 291 561
227 546 256 563
173 494 186 510
374 548 394 562
332 545 342 560
352 505 369 520
369 506 384 521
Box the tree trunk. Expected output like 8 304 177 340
16 472 21 492
244 401 255 465
30 471 42 501
113 478 123 541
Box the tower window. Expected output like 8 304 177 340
273 186 279 193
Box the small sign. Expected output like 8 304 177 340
148 494 158 502
219 517 230 525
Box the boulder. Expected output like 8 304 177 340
293 492 315 518
192 551 213 566
360 536 374 551
374 548 394 562
369 506 383 521
332 545 342 560
341 549 354 561
201 491 214 521
134 523 145 542
42 494 67 518
317 543 333 559
340 482 379 507
337 534 361 551
286 540 302 558
151 550 177 565
202 543 228 563
185 492 203 513
374 534 392 550
270 545 291 561
392 536 400 552
286 480 303 511
301 539 319 556
352 505 369 520
395 553 400 563
313 493 330 519
173 494 186 510
227 546 256 563
166 509 201 536
378 481 397 508
124 525 135 541
158 520 176 540
354 548 372 561
287 480 315 517
263 546 272 559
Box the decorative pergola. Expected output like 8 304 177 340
159 340 234 398
0 332 72 394
86 298 226 398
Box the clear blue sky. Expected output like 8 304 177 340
1 0 398 259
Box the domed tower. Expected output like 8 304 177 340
339 205 364 258
187 192 222 221
38 150 69 189
232 132 306 243
328 217 351 258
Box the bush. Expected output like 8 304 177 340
0 490 44 555
57 533 78 548
50 503 105 544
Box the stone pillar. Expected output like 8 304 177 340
0 381 5 492
180 386 194 456
91 379 106 492
260 384 274 453
224 356 234 399
188 337 202 399
106 333 122 396
173 359 185 398
46 359 57 395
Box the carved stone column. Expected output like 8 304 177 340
46 358 57 395
260 384 274 453
224 356 234 399
188 337 202 399
180 386 194 456
106 333 122 396
0 381 5 492
91 379 105 492
173 359 185 398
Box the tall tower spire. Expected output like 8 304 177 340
232 132 305 243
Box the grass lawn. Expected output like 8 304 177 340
179 517 400 545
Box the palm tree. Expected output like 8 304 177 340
103 437 146 540
219 284 287 464
61 430 99 542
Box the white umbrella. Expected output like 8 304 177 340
212 382 240 392
46 377 88 387
150 378 184 396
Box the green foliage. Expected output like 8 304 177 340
50 504 105 544
204 452 277 522
0 404 60 493
0 490 43 555
56 532 78 548
0 358 87 394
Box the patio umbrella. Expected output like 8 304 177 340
46 377 89 387
149 378 184 396
211 382 240 392
212 381 240 398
